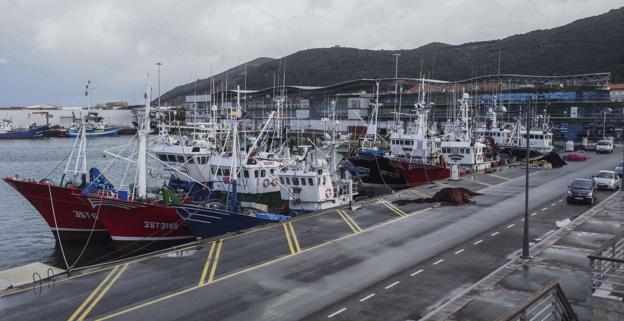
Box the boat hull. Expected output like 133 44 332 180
82 196 195 252
68 128 120 137
3 177 110 241
349 154 450 187
175 205 282 239
0 125 48 139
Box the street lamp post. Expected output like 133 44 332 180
156 62 163 107
393 53 401 127
603 108 613 139
521 98 532 259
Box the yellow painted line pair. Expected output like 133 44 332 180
68 263 129 321
434 180 453 188
488 173 511 181
198 240 223 286
379 199 407 217
337 210 362 233
470 178 493 187
283 222 301 255
410 189 430 198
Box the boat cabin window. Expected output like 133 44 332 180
243 170 249 178
280 177 284 184
177 155 185 163
223 168 230 176
188 156 194 164
261 170 266 178
270 169 275 175
286 177 291 185
322 176 326 185
158 154 168 161
301 178 306 185
217 168 222 176
317 177 321 185
254 170 259 178
199 157 207 164
308 178 314 186
167 155 176 162
292 178 299 185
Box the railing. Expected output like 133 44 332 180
496 281 578 321
589 229 624 296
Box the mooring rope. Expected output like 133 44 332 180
47 184 71 274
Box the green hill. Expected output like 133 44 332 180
161 7 624 105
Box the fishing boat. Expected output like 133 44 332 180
348 80 449 188
3 117 109 242
279 102 355 215
67 82 120 138
173 88 288 238
0 119 48 139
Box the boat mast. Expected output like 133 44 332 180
137 79 151 199
230 86 241 213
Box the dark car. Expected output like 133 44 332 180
567 178 596 204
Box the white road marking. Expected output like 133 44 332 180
551 203 556 206
410 269 424 277
454 249 465 255
433 259 444 265
359 293 376 302
541 208 548 211
558 199 563 203
385 281 400 289
521 218 525 222
328 308 346 318
491 232 500 237
474 240 483 245
531 212 538 216
507 224 515 229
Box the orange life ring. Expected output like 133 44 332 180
263 178 270 187
271 179 278 186
325 188 333 198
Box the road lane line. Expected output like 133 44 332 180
337 210 360 233
491 232 500 237
208 240 223 283
541 208 548 211
558 199 563 202
340 210 362 232
359 293 376 302
435 181 452 188
521 218 525 222
488 173 511 181
531 212 537 216
433 259 444 266
68 265 120 321
328 308 346 318
471 179 493 187
288 222 301 253
454 249 465 255
411 189 429 198
551 203 556 206
507 224 515 228
77 263 129 321
385 281 400 289
198 240 217 286
473 240 483 245
380 199 406 217
410 269 424 277
283 223 296 255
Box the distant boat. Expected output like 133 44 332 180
67 127 120 137
0 119 48 139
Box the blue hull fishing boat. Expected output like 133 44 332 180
0 123 48 139
67 127 120 137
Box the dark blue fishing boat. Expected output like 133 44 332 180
0 120 48 139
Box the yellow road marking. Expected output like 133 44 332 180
337 210 361 233
198 241 217 286
435 180 452 188
76 263 128 321
470 178 493 187
288 222 301 253
68 266 120 321
96 207 435 321
207 240 223 283
342 210 362 232
284 223 296 255
380 199 406 217
410 189 429 198
488 173 511 181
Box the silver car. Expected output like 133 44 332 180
593 170 621 191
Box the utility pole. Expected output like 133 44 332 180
393 53 401 127
521 98 531 259
156 62 163 107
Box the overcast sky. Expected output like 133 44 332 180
0 0 621 106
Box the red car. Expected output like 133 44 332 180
563 151 590 161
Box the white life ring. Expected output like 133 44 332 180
325 188 333 199
271 179 278 187
262 178 270 187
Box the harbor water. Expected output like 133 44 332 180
0 136 138 271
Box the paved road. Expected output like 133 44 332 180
91 149 623 321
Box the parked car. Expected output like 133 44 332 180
616 162 624 177
567 178 596 204
596 140 614 153
563 151 590 161
593 170 621 191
